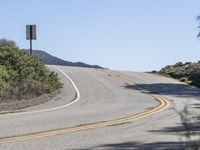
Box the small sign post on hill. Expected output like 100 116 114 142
26 25 36 54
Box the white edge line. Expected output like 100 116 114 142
0 66 80 117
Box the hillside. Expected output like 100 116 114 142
154 61 200 87
23 49 103 69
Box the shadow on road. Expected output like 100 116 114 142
124 83 200 99
124 82 200 134
148 123 200 136
116 82 200 150
83 141 186 150
191 103 200 109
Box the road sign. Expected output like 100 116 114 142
26 25 36 40
26 25 37 54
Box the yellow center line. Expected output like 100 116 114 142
0 70 171 144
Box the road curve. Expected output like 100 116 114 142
0 66 200 150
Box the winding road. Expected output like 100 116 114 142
0 65 200 150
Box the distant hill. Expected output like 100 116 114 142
23 49 103 69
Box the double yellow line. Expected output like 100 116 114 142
0 70 170 144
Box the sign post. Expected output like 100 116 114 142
26 25 36 54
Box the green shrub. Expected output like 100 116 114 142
0 39 62 102
157 61 200 87
180 77 187 82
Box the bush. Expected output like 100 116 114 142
157 61 200 87
0 39 62 102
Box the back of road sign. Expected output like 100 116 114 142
26 25 37 40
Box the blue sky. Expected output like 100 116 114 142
1 0 200 71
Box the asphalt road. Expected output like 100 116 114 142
0 65 200 150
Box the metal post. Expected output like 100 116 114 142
30 39 32 54
30 26 33 54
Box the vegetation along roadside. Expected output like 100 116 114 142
0 39 62 103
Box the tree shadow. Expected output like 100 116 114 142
124 83 200 99
120 83 200 149
191 103 200 109
124 83 200 135
84 141 186 150
148 123 200 136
